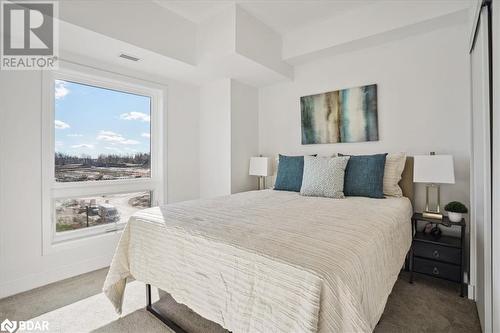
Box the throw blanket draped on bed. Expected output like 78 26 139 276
103 190 412 333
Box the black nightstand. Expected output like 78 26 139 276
409 213 466 297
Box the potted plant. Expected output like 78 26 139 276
444 201 468 222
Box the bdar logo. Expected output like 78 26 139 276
0 319 17 333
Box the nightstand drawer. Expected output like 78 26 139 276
413 242 461 264
413 257 461 282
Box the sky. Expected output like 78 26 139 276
54 80 151 158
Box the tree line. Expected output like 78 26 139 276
55 152 150 167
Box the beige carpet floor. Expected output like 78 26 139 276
0 269 480 333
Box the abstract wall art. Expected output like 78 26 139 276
300 84 378 144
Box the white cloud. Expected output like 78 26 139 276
141 133 150 138
67 133 83 137
119 111 150 122
105 146 121 152
99 130 118 136
54 120 70 129
124 140 140 145
71 144 94 149
96 130 139 145
55 141 63 147
55 80 70 100
122 139 140 145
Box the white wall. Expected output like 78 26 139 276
231 80 259 193
199 79 259 198
0 57 200 298
259 23 470 217
199 79 232 198
166 81 201 203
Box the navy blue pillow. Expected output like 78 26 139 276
342 153 387 198
274 155 305 192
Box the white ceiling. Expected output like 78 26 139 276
156 0 375 34
59 19 291 87
58 0 472 87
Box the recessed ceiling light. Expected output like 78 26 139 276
119 53 140 62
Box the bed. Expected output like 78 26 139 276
103 158 414 333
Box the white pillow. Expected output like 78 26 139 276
300 156 350 199
383 153 406 197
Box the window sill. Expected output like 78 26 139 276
43 224 125 256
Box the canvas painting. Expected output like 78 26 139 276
301 84 378 144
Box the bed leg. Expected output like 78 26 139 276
146 283 152 306
145 284 187 333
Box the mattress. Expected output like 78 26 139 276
103 190 412 333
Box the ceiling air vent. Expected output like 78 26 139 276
119 53 140 62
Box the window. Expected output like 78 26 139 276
55 191 151 233
42 65 163 248
54 80 151 182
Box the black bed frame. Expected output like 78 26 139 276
146 284 233 333
146 284 186 333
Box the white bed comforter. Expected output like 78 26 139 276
103 190 412 333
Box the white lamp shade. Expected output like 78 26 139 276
413 154 455 184
249 157 271 176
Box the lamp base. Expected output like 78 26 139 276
424 184 443 220
257 176 266 190
422 211 443 220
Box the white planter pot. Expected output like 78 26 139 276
447 212 463 222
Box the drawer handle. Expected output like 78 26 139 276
432 267 440 275
433 250 440 258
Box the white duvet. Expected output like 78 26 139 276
103 190 412 333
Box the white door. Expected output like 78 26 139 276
470 4 493 333
491 1 500 331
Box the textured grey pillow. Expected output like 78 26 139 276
300 156 350 198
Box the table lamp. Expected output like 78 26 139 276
249 156 271 190
413 153 455 220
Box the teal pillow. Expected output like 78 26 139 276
274 155 305 192
342 153 387 198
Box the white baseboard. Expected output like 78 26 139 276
468 284 475 300
0 255 112 299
